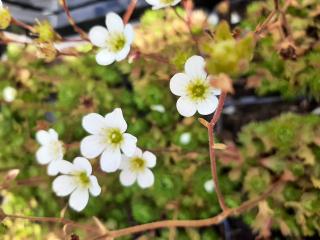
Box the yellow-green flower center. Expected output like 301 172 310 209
130 157 146 172
77 172 90 187
107 33 126 52
107 128 123 145
160 0 174 4
186 79 209 101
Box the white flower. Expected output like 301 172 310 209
36 129 65 176
150 104 165 113
119 148 156 188
89 12 134 66
80 108 137 173
204 179 215 193
231 12 241 24
52 157 101 212
145 0 181 9
180 132 191 145
208 13 219 26
169 55 221 117
2 86 17 102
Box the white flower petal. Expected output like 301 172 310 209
36 146 53 165
185 55 207 79
143 151 156 168
196 94 219 115
47 160 66 176
52 175 77 197
50 160 74 175
133 147 143 158
82 113 107 135
96 49 116 66
89 26 109 47
100 148 121 172
119 154 129 170
171 0 181 6
170 73 190 96
104 108 127 132
106 12 124 32
73 157 92 175
115 45 130 61
152 4 167 10
121 133 137 157
120 170 137 186
36 130 51 145
145 0 159 5
212 88 221 95
176 96 197 117
80 135 106 159
69 187 89 212
124 24 134 44
89 176 101 196
48 129 58 141
137 169 154 188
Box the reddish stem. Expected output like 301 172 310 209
208 92 228 211
123 0 138 24
60 0 89 41
11 18 34 32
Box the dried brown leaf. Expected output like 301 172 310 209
209 74 234 94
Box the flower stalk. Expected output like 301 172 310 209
207 91 228 211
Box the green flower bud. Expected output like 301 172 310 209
34 21 58 43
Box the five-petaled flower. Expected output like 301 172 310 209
80 108 137 173
145 0 181 9
169 55 221 117
52 157 101 212
89 12 134 66
36 129 65 176
119 148 156 188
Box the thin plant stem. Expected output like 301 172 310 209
92 176 285 239
123 0 138 24
208 92 228 211
172 7 201 54
60 0 89 41
10 17 34 32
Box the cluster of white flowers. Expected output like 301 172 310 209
34 1 223 213
36 108 156 211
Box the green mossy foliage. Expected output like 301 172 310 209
226 113 320 237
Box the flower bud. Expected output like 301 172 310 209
34 21 59 43
0 7 11 30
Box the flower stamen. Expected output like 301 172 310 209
186 79 209 101
160 0 175 4
107 33 126 53
77 172 91 187
130 157 146 172
106 128 123 146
